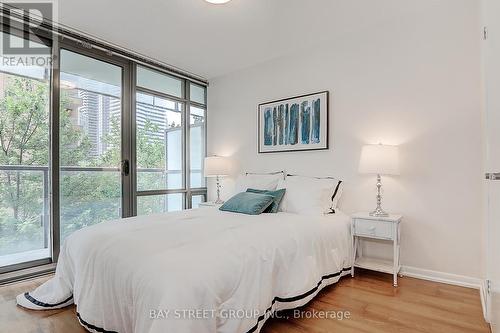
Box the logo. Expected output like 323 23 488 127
0 1 57 67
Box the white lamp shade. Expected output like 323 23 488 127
204 156 230 177
359 144 400 175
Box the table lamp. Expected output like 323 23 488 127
204 156 230 204
359 144 400 217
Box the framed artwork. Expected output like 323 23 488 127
258 91 329 153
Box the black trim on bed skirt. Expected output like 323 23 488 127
77 312 119 333
32 266 350 333
24 292 73 308
245 267 352 333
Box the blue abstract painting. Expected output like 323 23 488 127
259 91 328 153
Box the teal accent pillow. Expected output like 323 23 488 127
246 188 286 213
219 192 274 215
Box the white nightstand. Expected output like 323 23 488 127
351 212 402 287
198 202 223 209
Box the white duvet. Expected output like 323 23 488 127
17 208 352 333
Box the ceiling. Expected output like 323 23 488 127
57 0 432 79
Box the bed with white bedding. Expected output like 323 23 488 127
17 208 352 333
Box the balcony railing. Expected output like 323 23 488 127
0 164 203 267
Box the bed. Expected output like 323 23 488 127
17 207 352 333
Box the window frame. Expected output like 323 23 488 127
132 64 207 215
0 23 208 280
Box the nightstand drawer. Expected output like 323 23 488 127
354 219 393 239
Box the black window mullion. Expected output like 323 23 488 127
50 39 61 262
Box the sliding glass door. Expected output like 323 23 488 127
0 32 52 270
59 49 128 242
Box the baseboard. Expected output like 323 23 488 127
400 266 491 322
401 266 482 289
479 279 490 323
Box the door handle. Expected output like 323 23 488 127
486 173 500 180
121 159 130 176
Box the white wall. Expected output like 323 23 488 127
207 0 484 278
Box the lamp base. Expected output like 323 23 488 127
370 174 389 217
369 207 389 217
214 198 225 204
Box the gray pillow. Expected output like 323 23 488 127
219 192 274 215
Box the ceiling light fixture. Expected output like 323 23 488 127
205 0 232 4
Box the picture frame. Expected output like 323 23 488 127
258 91 329 153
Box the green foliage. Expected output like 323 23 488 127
59 90 93 167
137 120 165 168
0 75 49 255
0 75 49 166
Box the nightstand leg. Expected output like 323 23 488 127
393 240 398 287
393 224 400 287
351 237 358 277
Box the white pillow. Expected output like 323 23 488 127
234 172 284 194
278 175 343 215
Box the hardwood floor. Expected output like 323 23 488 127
0 270 490 333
